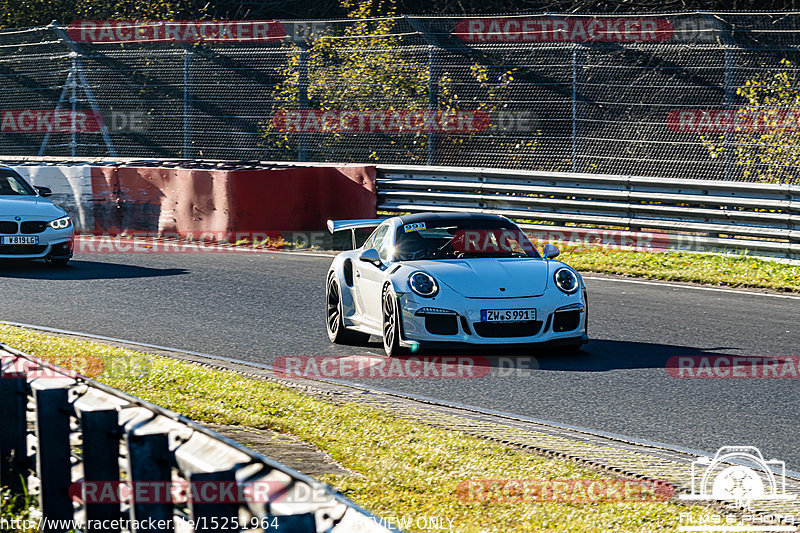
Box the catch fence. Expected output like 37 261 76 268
1 14 800 182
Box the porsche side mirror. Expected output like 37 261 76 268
35 186 52 197
543 244 560 259
358 248 382 266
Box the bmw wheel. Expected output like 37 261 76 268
326 274 368 345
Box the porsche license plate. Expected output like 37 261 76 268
481 309 536 322
1 236 38 245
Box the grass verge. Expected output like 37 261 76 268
558 246 800 292
0 487 37 533
0 325 710 532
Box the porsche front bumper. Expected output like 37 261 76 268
396 292 587 347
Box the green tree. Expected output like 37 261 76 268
261 0 428 162
701 58 800 184
261 0 539 164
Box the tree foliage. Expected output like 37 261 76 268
701 58 800 184
261 0 539 163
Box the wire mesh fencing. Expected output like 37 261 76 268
2 14 800 183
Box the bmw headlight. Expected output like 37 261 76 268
408 271 438 297
49 216 72 230
554 268 579 294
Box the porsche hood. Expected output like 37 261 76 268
409 258 551 298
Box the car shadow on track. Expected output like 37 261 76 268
0 260 188 280
418 339 741 373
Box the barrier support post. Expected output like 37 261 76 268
188 470 240 532
82 409 122 532
126 432 174 533
35 387 74 532
0 372 28 495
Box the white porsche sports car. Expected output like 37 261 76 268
0 166 74 266
326 212 587 356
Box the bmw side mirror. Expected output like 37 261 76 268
358 248 382 267
543 244 560 259
35 186 52 197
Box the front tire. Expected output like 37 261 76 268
382 286 405 357
326 274 368 345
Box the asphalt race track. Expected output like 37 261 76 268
1 252 798 467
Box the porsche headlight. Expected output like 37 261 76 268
49 216 72 230
408 271 438 297
554 268 579 294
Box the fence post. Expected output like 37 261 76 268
183 46 194 159
0 372 28 495
427 44 440 166
571 44 585 173
34 387 73 532
297 44 310 162
81 409 122 532
126 432 174 533
723 45 736 182
70 54 78 157
188 470 240 532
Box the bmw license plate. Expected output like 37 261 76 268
481 309 536 322
1 236 38 245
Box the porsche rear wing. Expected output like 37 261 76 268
327 218 385 249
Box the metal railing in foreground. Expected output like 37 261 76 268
376 165 800 259
0 344 396 533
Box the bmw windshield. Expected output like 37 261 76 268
394 219 541 261
0 170 36 196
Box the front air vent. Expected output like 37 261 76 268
0 221 17 234
553 310 581 332
424 314 459 335
0 245 47 255
21 221 47 234
474 321 542 338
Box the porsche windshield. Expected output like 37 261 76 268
394 219 540 261
0 171 36 196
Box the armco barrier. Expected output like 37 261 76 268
375 164 800 259
0 344 396 533
4 157 799 258
5 160 376 235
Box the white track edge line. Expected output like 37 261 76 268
75 241 797 299
4 320 799 481
582 276 800 300
227 249 800 300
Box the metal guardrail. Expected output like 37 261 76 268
376 165 800 259
0 344 395 533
